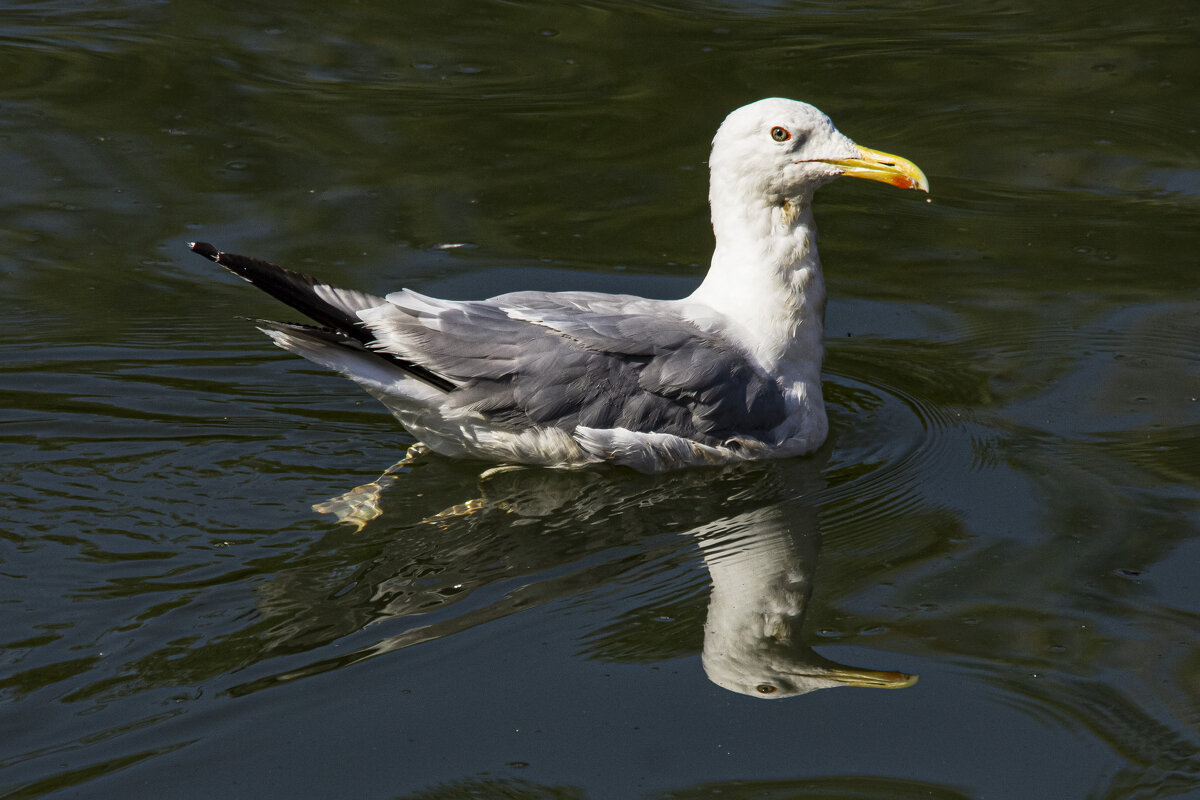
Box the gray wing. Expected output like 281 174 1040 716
357 290 789 444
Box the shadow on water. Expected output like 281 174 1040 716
226 455 916 700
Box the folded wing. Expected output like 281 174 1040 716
359 289 789 445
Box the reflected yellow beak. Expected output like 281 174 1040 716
822 145 929 192
822 667 920 689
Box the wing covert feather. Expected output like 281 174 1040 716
359 290 788 443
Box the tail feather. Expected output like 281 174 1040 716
254 320 445 405
191 241 456 393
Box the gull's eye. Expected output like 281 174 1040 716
770 126 791 142
756 684 777 694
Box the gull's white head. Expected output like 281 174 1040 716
710 97 928 204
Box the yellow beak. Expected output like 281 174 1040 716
822 667 920 689
822 145 929 192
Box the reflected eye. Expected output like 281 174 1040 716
770 126 791 142
756 684 777 694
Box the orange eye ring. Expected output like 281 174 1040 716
770 126 791 142
756 684 778 694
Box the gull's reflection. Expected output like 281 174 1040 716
238 461 917 699
696 505 916 698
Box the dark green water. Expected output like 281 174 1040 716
2 1 1198 798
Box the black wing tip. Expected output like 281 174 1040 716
189 242 303 288
190 241 220 261
189 240 459 394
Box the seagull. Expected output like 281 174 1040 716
192 98 927 473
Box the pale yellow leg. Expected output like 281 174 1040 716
422 497 490 524
421 464 528 525
312 444 429 531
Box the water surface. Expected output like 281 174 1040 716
2 1 1198 798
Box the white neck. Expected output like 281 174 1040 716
685 185 826 376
